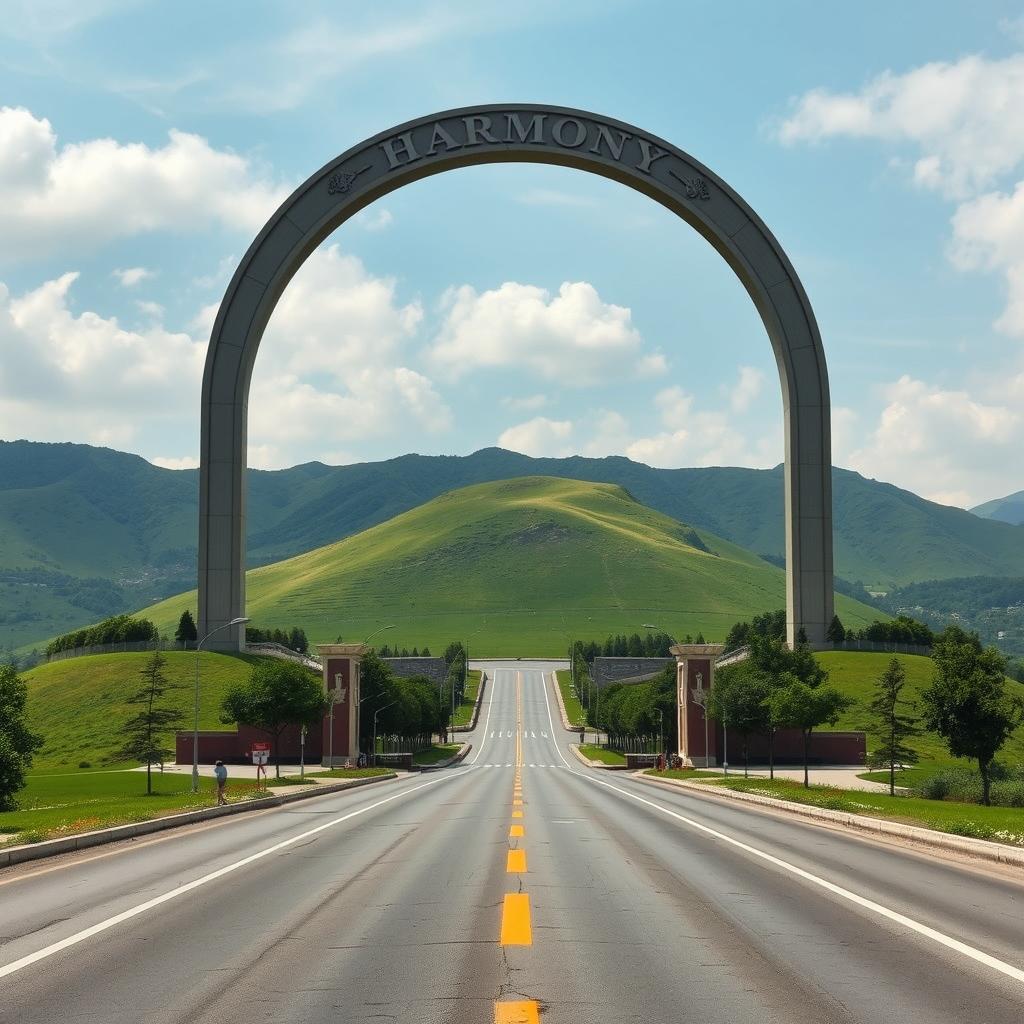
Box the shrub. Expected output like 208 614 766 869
46 615 159 655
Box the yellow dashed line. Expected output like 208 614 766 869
512 810 523 819
509 824 524 838
506 849 527 873
495 1000 540 1023
500 893 533 945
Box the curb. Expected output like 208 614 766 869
633 772 1024 868
0 772 398 870
451 671 488 733
416 742 472 771
550 670 582 734
569 744 628 770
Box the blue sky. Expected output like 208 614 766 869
1 1 1023 508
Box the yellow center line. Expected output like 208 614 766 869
509 823 524 838
500 892 532 945
512 810 523 819
506 848 527 873
514 798 523 806
495 1000 540 1023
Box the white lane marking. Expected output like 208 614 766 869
506 763 513 768
468 668 499 765
531 731 536 738
536 669 1024 987
490 731 494 739
541 731 548 738
0 769 470 981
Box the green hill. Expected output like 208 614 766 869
973 489 1024 526
818 651 1024 769
21 651 260 771
138 477 879 657
5 440 1024 651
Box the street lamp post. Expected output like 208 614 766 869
193 615 249 793
656 707 663 758
372 700 397 766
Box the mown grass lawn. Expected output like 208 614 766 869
579 744 626 765
23 651 261 772
268 767 394 784
412 743 461 766
451 669 482 728
556 670 586 727
650 771 1024 846
817 650 1024 772
0 770 264 847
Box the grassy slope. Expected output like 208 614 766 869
22 651 260 771
0 771 263 846
817 651 1024 768
7 441 1024 652
139 477 879 658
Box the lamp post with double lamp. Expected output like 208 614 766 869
372 700 397 766
192 616 250 793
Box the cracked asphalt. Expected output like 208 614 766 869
1 666 1023 1023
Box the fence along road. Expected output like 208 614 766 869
1 667 1023 1022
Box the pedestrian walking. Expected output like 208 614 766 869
214 760 228 805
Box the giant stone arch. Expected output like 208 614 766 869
198 105 834 650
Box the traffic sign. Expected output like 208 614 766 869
252 742 270 765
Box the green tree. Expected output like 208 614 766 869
221 659 329 777
865 658 919 795
707 663 769 776
825 615 845 644
116 651 184 795
768 680 853 787
175 610 198 647
920 626 1024 805
288 626 308 654
0 664 43 810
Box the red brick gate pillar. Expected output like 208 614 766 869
317 644 367 767
672 644 725 767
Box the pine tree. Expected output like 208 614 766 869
117 652 184 795
865 658 919 795
826 615 845 644
175 610 198 647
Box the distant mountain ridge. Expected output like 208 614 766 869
973 489 1024 526
139 476 880 657
3 439 1024 649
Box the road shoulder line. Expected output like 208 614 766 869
634 772 1024 869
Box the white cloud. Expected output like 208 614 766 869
0 107 288 262
778 54 1024 197
581 410 632 457
0 272 204 446
730 365 765 413
950 182 1024 336
625 381 780 469
355 207 394 232
497 416 574 458
846 374 1023 506
135 299 164 318
113 266 154 287
517 189 598 208
779 53 1024 342
431 280 651 385
150 455 199 470
244 244 447 466
500 393 548 412
0 245 451 469
261 244 423 377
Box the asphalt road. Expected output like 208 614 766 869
1 666 1023 1023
